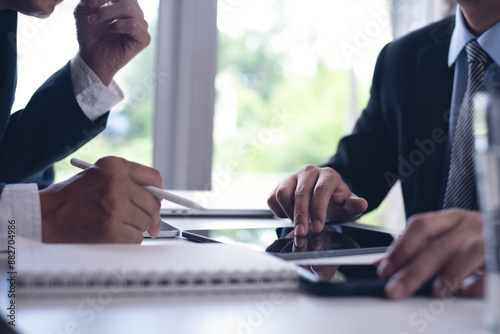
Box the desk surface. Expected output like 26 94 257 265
2 238 486 334
15 292 484 334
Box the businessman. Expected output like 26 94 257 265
268 0 497 299
0 0 162 243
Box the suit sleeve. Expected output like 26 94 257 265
0 62 108 184
324 44 399 213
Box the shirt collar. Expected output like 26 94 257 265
448 5 500 67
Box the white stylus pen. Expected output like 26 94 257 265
70 158 207 211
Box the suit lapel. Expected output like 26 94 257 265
412 21 455 213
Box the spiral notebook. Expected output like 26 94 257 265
16 239 299 297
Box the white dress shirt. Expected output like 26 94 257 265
448 5 500 142
0 54 123 243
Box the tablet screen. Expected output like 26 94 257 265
182 223 394 260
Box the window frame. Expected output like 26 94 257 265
153 0 218 190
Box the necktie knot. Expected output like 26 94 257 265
465 39 492 65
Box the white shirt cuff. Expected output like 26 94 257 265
0 184 42 243
70 53 124 121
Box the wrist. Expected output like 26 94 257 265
39 186 64 243
78 51 115 86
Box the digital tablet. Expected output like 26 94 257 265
182 223 394 260
181 223 432 297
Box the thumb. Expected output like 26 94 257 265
342 194 368 219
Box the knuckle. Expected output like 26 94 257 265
275 185 293 203
313 183 330 196
144 31 151 46
128 19 138 32
294 185 311 199
96 156 124 169
320 166 338 178
299 164 317 174
407 214 432 233
294 209 309 220
267 194 276 208
105 173 127 192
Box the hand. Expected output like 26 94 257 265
267 165 368 236
378 209 485 299
74 0 150 85
39 156 162 243
265 228 343 281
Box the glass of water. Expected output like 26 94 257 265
475 91 500 334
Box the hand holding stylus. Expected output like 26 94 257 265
39 156 164 243
71 158 206 211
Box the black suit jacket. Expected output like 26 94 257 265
0 9 109 195
326 16 456 218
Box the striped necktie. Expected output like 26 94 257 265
443 39 493 209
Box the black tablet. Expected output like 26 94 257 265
181 223 433 297
182 222 394 259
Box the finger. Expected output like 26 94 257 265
129 182 162 215
311 265 339 281
338 193 368 220
384 222 476 299
122 203 151 232
88 0 130 10
460 273 484 297
147 214 162 239
92 217 144 244
88 0 113 9
88 1 145 25
97 181 156 234
128 185 162 232
433 235 485 298
109 17 152 48
309 240 324 252
96 157 163 189
378 210 465 278
267 186 288 218
275 177 298 220
372 255 386 266
293 166 320 236
309 168 338 233
76 0 124 17
293 237 309 252
110 223 144 244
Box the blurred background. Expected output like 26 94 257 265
14 0 456 230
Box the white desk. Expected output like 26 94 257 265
15 291 483 334
2 237 486 334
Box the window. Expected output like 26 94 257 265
211 0 395 214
